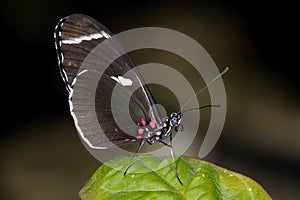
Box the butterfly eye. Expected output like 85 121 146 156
171 116 178 125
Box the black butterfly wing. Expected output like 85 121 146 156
54 14 161 148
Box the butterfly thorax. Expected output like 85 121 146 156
136 112 182 145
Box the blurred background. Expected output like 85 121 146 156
0 0 299 199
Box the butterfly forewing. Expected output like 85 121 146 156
55 14 161 148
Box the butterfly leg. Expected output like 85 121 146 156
124 140 145 176
159 134 183 185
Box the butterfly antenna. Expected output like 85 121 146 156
181 104 220 114
179 67 229 113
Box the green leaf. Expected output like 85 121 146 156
80 155 271 200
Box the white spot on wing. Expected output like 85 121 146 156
71 69 88 86
110 76 119 82
77 69 88 76
68 88 73 100
110 76 132 86
60 53 64 63
62 33 103 44
101 30 111 39
118 76 133 86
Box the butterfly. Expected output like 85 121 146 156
54 14 228 184
54 13 188 184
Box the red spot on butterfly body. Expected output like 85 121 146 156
141 118 146 126
124 138 131 142
163 127 167 131
135 135 142 140
150 118 156 128
138 128 144 135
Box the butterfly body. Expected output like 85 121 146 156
132 112 182 145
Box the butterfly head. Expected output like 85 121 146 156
169 112 182 127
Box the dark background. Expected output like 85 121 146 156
0 0 299 199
